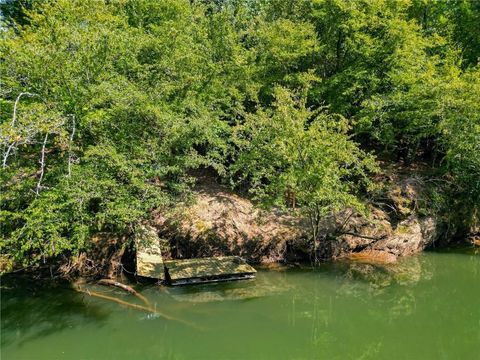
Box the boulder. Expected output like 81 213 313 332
332 212 439 260
371 216 438 257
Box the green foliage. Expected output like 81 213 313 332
359 50 479 224
0 0 233 264
1 0 479 265
408 0 480 68
438 68 480 222
230 87 378 249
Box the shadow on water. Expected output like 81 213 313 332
165 254 440 305
427 244 479 256
1 275 109 347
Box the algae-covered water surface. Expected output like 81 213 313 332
1 248 479 359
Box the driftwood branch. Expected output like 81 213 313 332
78 288 156 313
75 286 201 329
98 279 150 307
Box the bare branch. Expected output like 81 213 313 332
2 92 37 168
337 232 387 241
67 114 76 177
36 133 48 196
2 142 16 168
337 208 354 234
12 92 36 127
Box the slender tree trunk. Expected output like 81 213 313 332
2 142 16 168
67 115 76 177
309 207 321 264
36 133 48 195
12 92 35 127
2 92 36 168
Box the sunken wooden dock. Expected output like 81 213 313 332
135 226 256 285
164 256 256 285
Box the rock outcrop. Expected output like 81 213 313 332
331 213 439 262
330 171 441 262
468 226 480 246
152 172 442 264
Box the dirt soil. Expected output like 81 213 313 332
152 180 309 264
69 164 456 277
151 169 443 265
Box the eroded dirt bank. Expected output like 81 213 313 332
8 167 474 279
150 174 445 266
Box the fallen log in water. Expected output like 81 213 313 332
75 286 202 329
97 279 150 307
79 288 156 313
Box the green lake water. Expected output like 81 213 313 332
1 248 479 359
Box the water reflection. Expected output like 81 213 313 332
1 276 109 347
292 249 480 359
166 275 293 303
1 249 479 360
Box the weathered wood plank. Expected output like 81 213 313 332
136 225 165 280
164 256 256 285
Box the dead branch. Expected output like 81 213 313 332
78 287 156 313
2 142 17 168
35 133 48 195
12 92 36 127
76 286 201 329
98 279 151 307
337 208 355 234
67 114 75 177
3 92 37 168
338 232 387 241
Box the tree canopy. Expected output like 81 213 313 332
1 0 479 265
